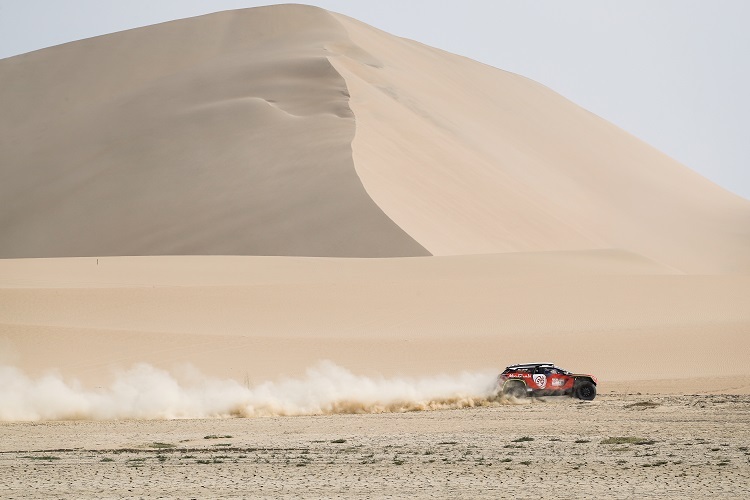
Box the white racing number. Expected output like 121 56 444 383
533 374 547 389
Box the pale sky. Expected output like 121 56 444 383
1 0 748 200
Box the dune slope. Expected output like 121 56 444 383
0 6 427 258
327 13 750 273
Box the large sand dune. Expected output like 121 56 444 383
2 5 749 270
1 5 749 399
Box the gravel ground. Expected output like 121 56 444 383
1 393 749 499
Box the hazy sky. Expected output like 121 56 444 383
1 0 748 200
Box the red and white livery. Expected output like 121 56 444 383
497 362 597 400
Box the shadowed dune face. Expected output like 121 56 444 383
0 6 428 258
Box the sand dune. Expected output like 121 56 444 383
1 5 749 402
2 5 749 271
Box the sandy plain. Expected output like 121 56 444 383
1 253 748 395
2 394 749 499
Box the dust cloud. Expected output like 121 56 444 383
0 361 502 421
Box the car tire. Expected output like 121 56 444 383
575 381 596 401
503 381 527 399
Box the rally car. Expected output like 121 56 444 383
496 362 597 400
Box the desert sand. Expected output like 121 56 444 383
1 4 749 497
0 253 748 395
1 394 749 498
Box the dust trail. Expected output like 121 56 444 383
0 361 506 421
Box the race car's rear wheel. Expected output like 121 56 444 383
575 381 596 401
503 381 527 399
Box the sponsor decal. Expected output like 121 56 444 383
551 378 566 387
533 374 547 389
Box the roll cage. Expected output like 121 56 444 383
502 363 572 376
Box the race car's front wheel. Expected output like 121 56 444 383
575 381 596 401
